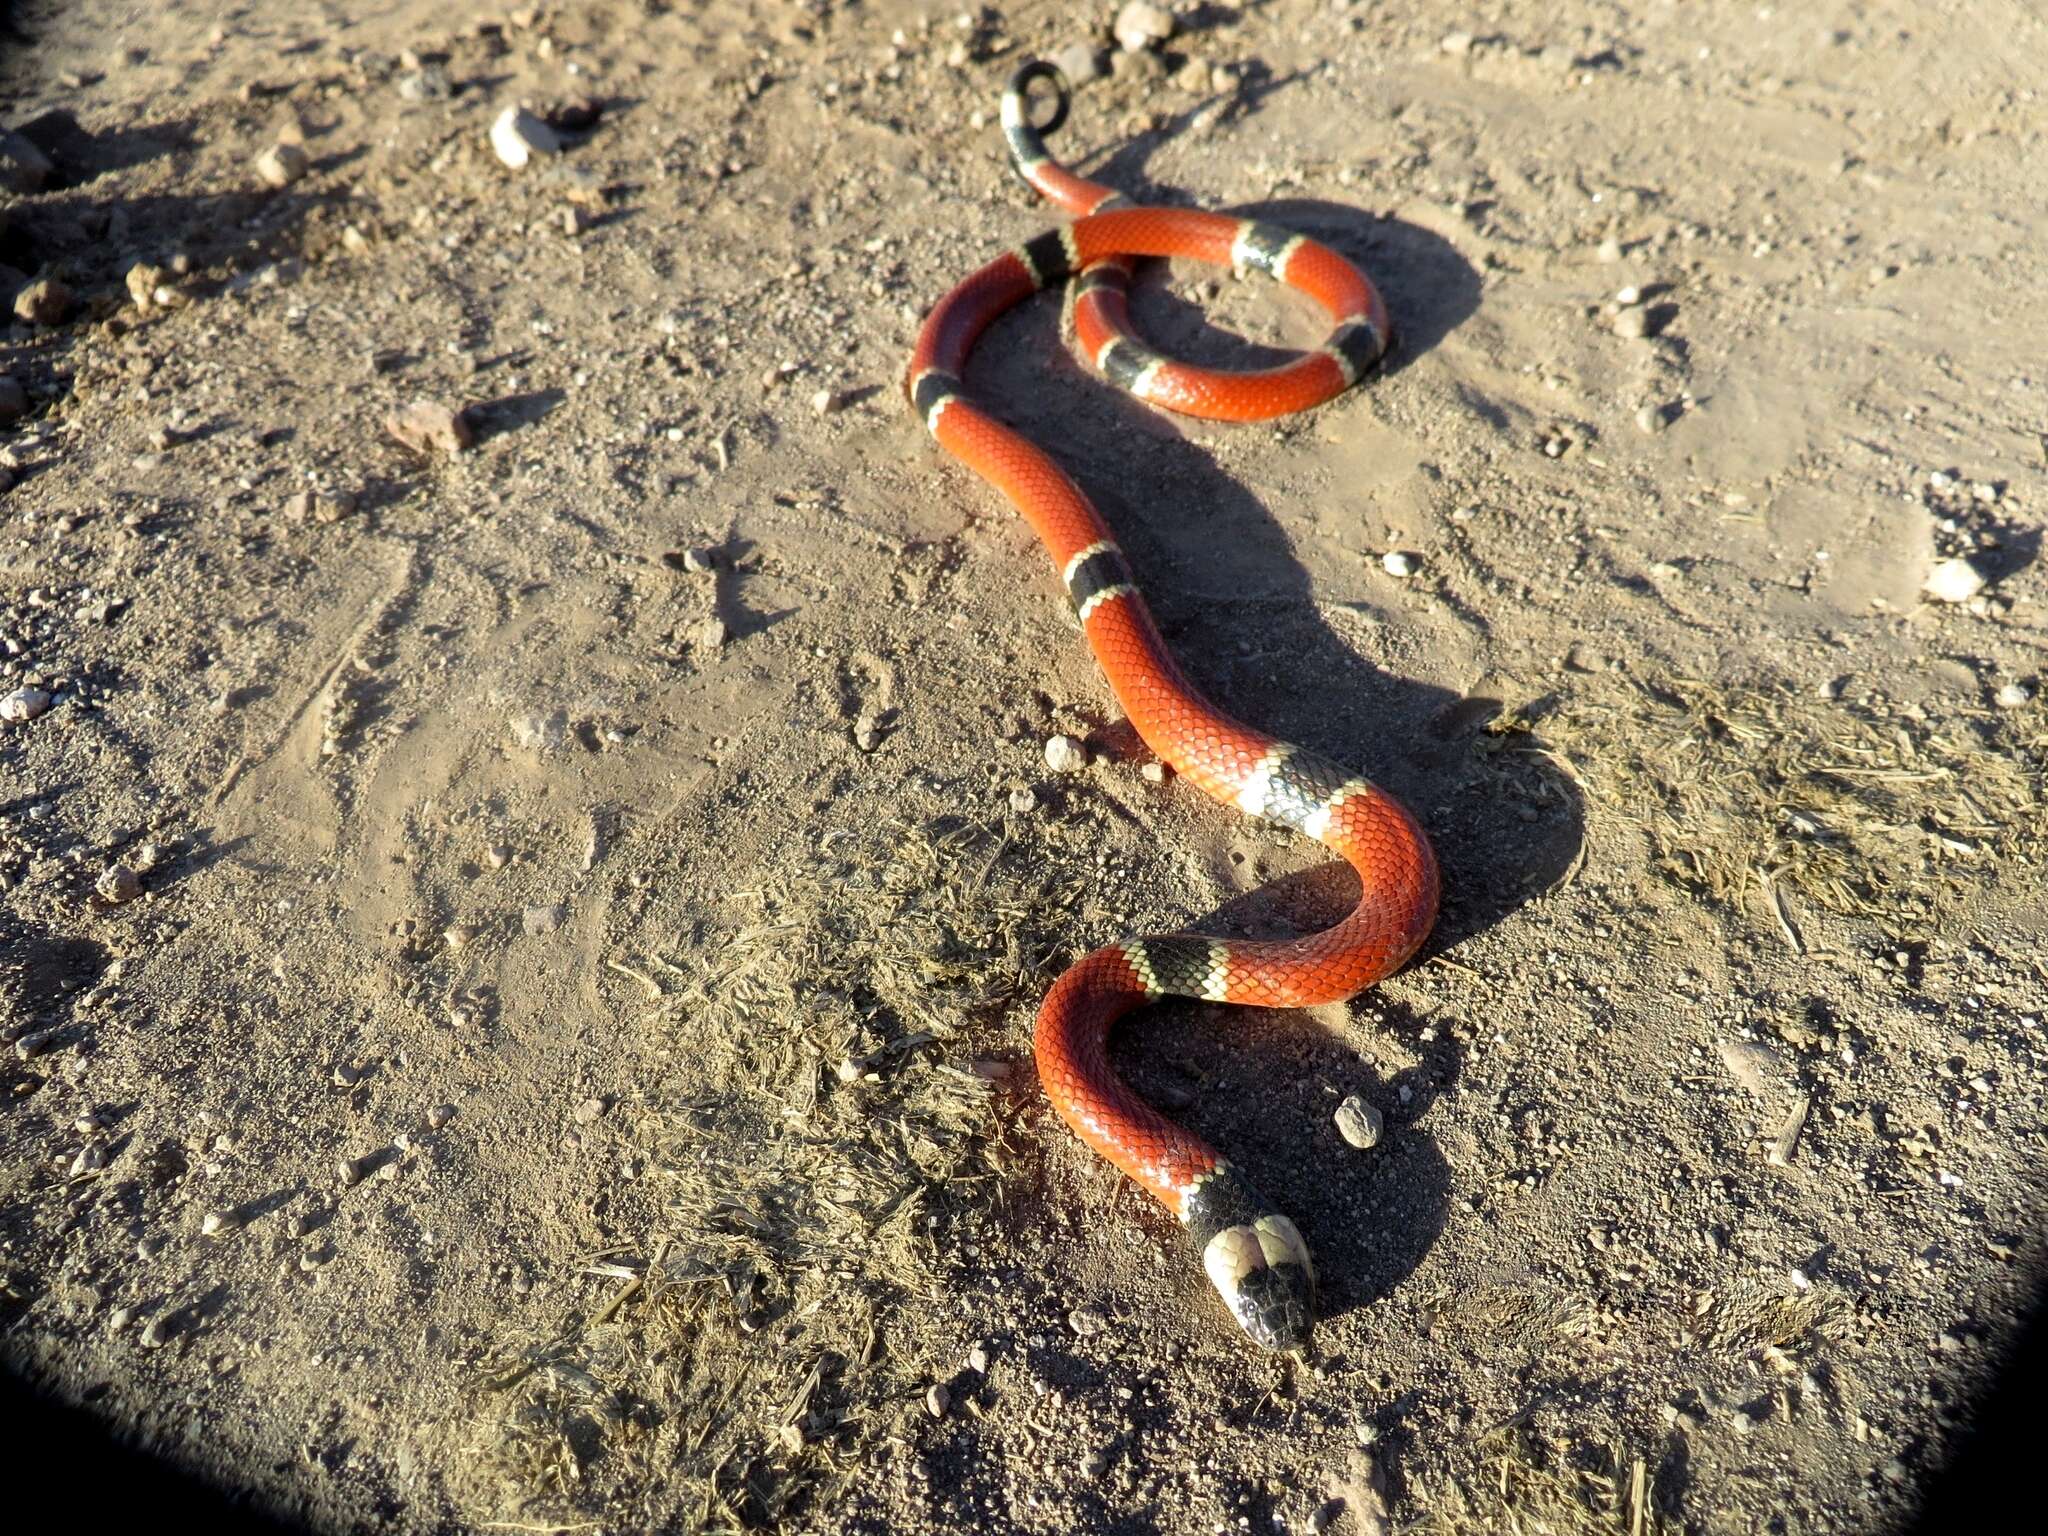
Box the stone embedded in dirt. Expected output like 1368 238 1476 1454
96 863 142 903
1614 306 1652 339
1596 236 1623 262
1336 1094 1383 1149
811 387 850 415
522 902 566 936
427 1104 457 1129
1067 1304 1107 1337
1007 784 1039 814
397 65 453 102
13 276 73 327
924 1382 951 1418
1052 41 1106 86
573 1095 606 1124
1636 403 1668 434
1044 733 1087 772
0 374 26 421
2 685 52 722
1382 550 1420 578
1716 1038 1784 1097
490 105 563 169
385 399 474 455
200 1208 239 1236
679 547 717 573
125 262 168 311
1995 681 2032 710
0 129 54 193
1923 556 1987 604
1113 2 1174 53
1441 31 1476 56
1140 760 1169 783
255 141 309 188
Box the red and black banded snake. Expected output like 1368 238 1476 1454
905 62 1439 1353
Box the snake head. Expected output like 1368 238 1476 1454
1199 1214 1317 1354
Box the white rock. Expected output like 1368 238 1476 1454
1923 557 1986 604
254 142 309 188
1382 550 1419 578
1044 733 1088 773
490 106 562 170
1113 2 1174 52
1336 1094 1383 1149
1994 682 2032 710
1 685 51 722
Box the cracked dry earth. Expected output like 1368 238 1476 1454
1 1 2045 1533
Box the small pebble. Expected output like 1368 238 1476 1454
810 387 850 416
485 843 512 869
1044 733 1088 773
12 276 72 327
96 864 142 904
1140 760 1169 783
254 141 309 188
1008 785 1039 814
573 1095 606 1124
385 399 474 455
125 263 168 311
1336 1094 1383 1150
1052 40 1105 86
1068 1305 1107 1337
427 1103 457 1129
1382 550 1419 578
1923 557 1987 604
680 547 717 573
1081 1448 1111 1479
521 902 567 936
925 1382 951 1418
966 1342 992 1374
1994 682 2031 710
200 1209 237 1237
1614 307 1651 340
1717 1039 1784 1097
490 105 562 170
1441 31 1475 56
1596 237 1624 263
1635 403 1667 435
1113 2 1174 52
2 685 52 722
108 1306 134 1332
141 1315 173 1348
1615 284 1644 306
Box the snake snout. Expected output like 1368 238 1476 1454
1199 1214 1317 1353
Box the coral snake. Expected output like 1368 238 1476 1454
905 62 1439 1353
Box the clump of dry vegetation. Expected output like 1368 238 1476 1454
1418 1429 1668 1536
1490 669 2045 938
463 806 1089 1528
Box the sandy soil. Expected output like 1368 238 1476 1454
2 1 2044 1531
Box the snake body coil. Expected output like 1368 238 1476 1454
907 64 1440 1353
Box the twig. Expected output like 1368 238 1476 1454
605 958 663 999
1766 1094 1811 1168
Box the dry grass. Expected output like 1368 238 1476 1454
461 803 1089 1530
1418 1429 1667 1536
1487 669 2046 939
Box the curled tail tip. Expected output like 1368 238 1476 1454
1000 58 1073 172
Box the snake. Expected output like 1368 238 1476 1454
905 62 1440 1354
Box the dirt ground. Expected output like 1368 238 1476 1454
2 1 2044 1531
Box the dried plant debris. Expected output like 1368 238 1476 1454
1486 670 2045 936
1417 1430 1668 1536
461 811 1087 1529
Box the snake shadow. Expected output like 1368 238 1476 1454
971 84 1583 1347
